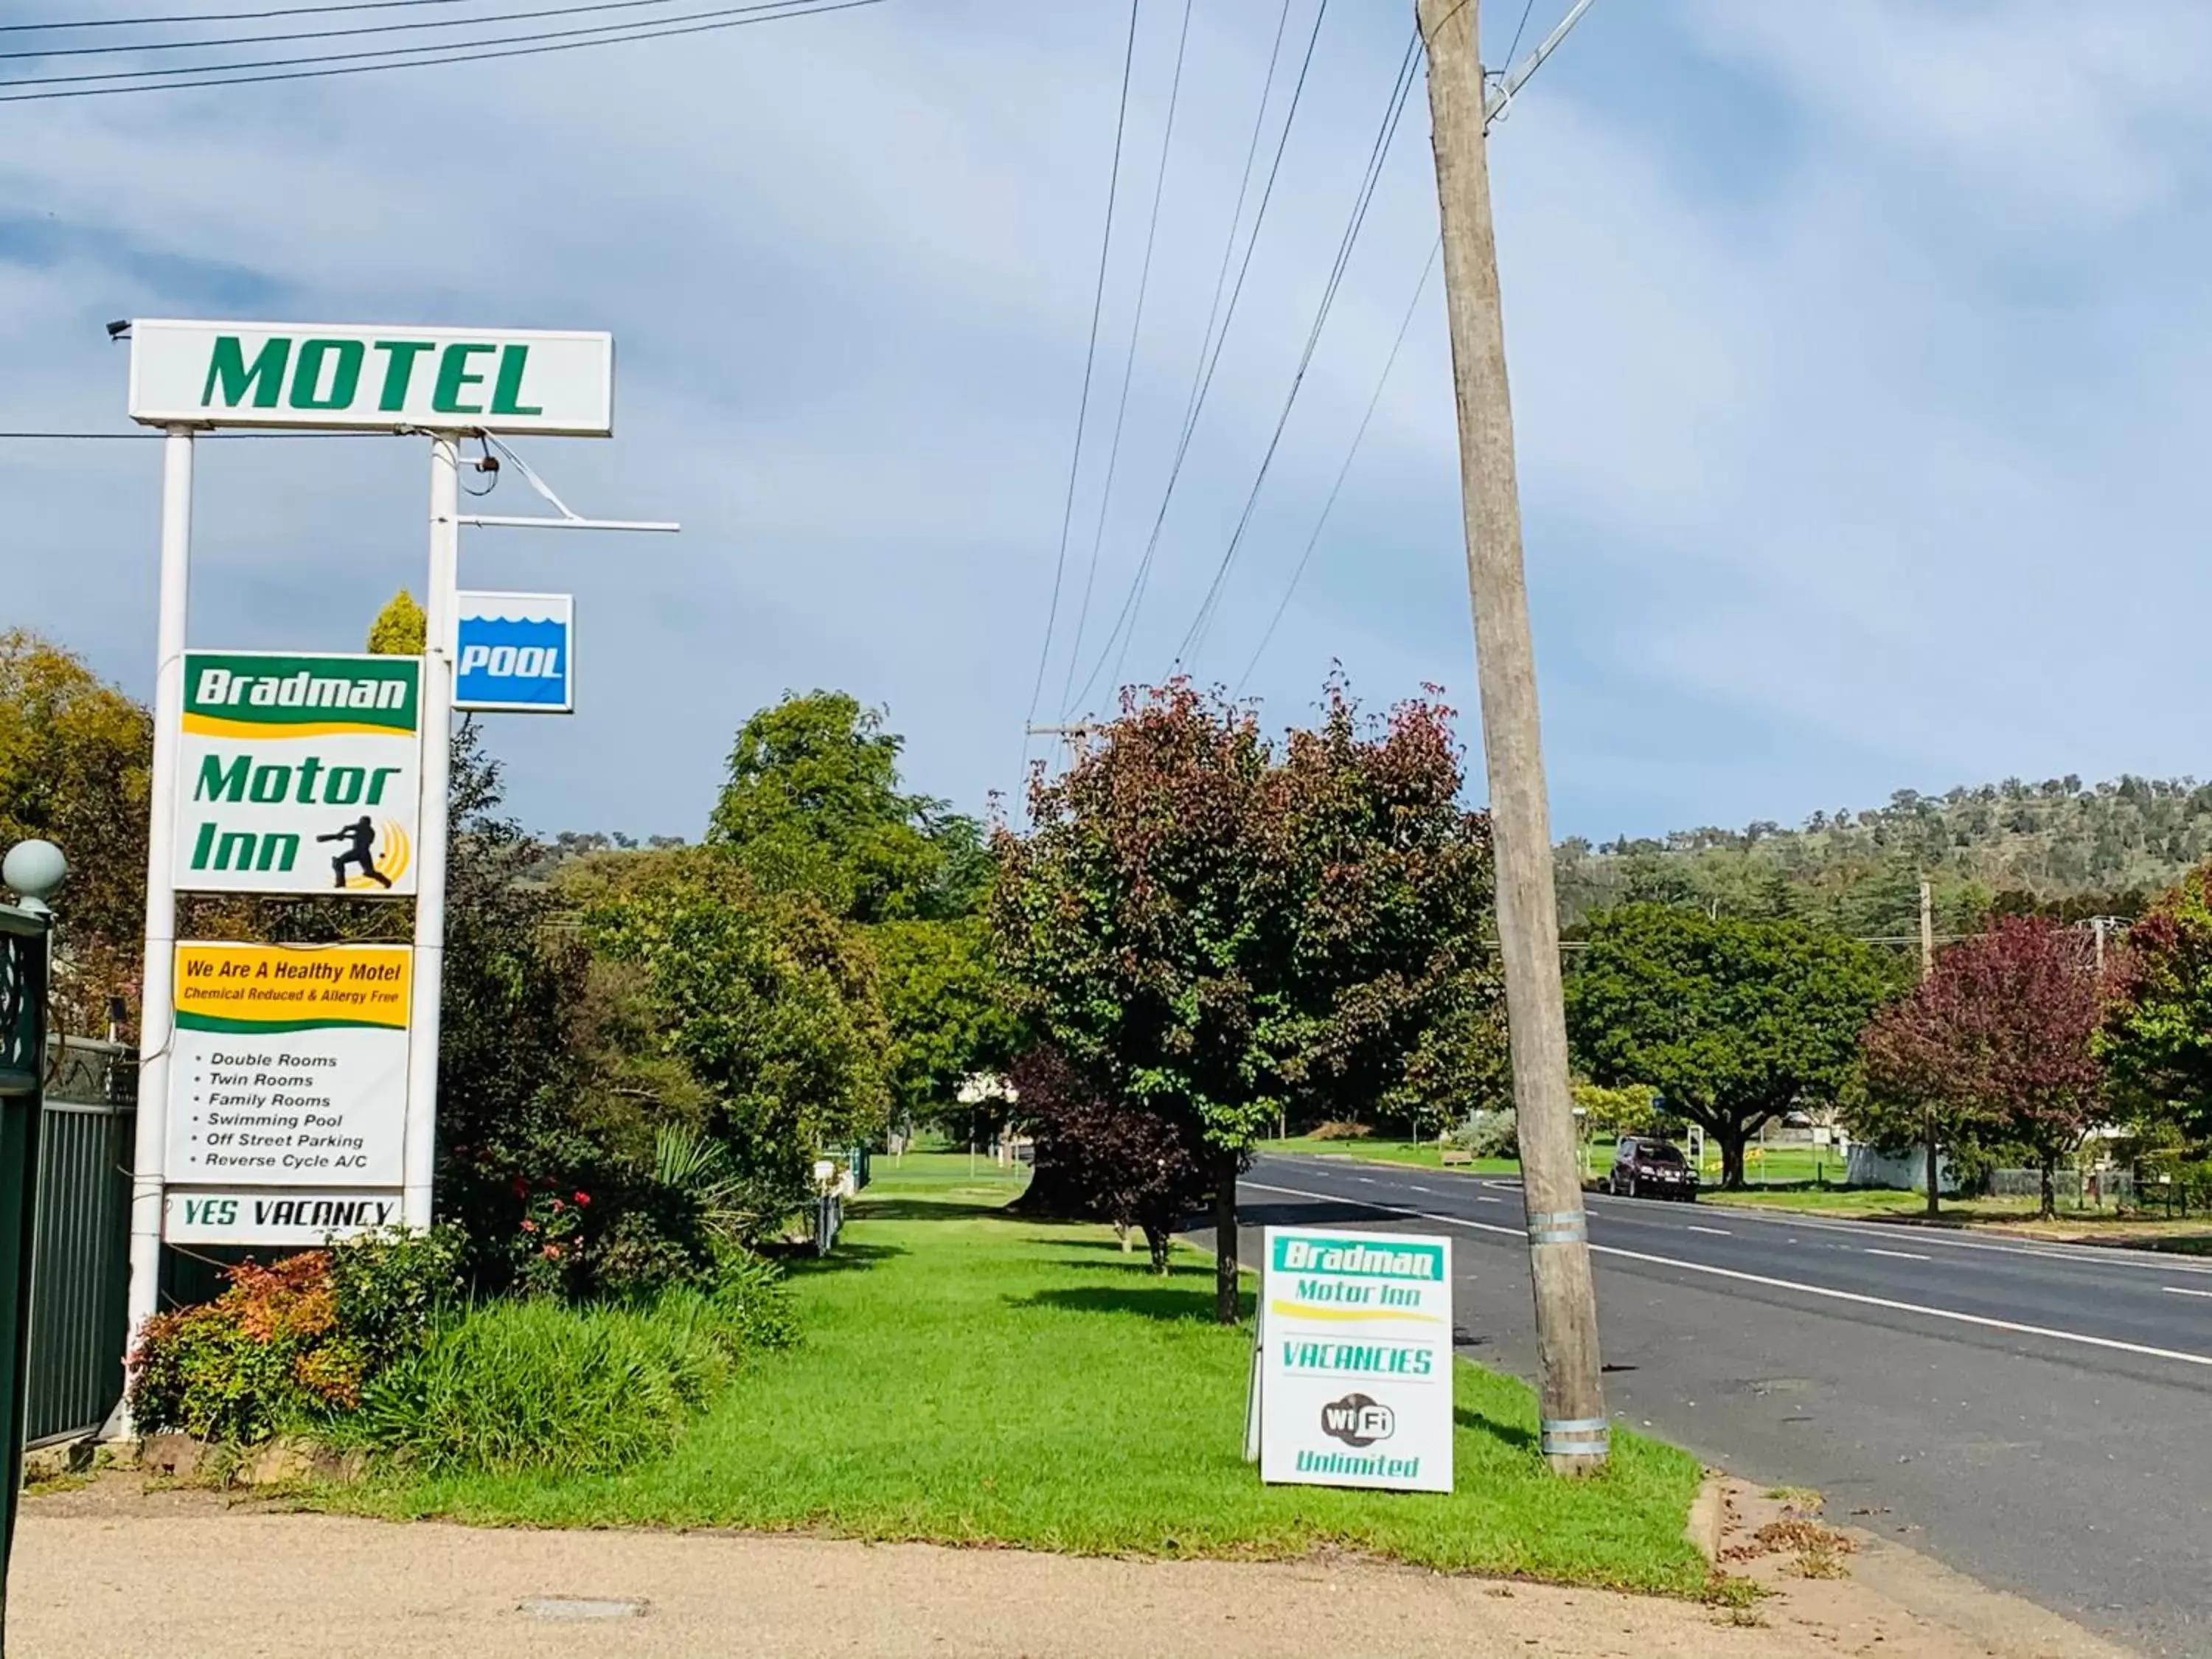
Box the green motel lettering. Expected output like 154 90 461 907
1279 1340 1433 1377
200 335 543 418
187 755 402 876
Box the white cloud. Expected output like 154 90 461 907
5 0 2212 849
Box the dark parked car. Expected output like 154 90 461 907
1608 1136 1697 1200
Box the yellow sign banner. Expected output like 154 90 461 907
174 942 411 1033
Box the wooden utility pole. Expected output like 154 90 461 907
1418 0 1606 1475
1919 877 1938 1217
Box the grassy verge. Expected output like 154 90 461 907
1265 1135 1520 1176
1700 1184 2212 1243
340 1154 1708 1593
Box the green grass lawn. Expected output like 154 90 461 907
347 1154 1708 1593
1265 1135 1521 1176
1703 1183 2212 1243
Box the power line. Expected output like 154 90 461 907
1068 0 1325 713
1503 0 1537 68
0 0 723 62
0 0 851 91
1021 0 1141 771
1176 28 1420 667
1057 0 1193 722
1235 237 1436 692
3 0 484 32
0 436 389 442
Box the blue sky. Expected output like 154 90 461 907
4 0 2211 844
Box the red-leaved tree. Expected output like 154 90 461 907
1860 916 2104 1218
992 678 1504 1321
1009 1046 1209 1273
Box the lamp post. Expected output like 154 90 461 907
0 838 63 1653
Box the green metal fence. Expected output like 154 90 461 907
26 1040 134 1447
0 904 51 1641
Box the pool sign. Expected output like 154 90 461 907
128 319 614 437
1254 1227 1455 1492
175 652 420 895
456 592 573 714
161 940 411 1242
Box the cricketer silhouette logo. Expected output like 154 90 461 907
317 814 411 891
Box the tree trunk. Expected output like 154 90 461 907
1719 1130 1747 1190
1924 1105 1941 1218
1213 1147 1240 1324
1144 1223 1172 1275
2040 1155 2057 1221
1116 1222 1133 1255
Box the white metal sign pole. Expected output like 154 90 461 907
402 434 462 1231
122 428 195 1382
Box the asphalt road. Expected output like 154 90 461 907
1234 1153 2212 1658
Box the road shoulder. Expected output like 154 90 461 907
10 1478 2139 1659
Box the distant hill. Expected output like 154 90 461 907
1555 775 2212 938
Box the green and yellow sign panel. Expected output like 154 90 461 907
162 942 411 1242
1256 1228 1455 1492
175 652 420 895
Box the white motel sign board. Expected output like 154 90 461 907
1256 1227 1455 1492
161 940 412 1245
128 319 614 437
175 652 421 896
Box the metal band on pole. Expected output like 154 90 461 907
1540 1416 1612 1458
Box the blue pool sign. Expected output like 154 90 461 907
455 591 573 714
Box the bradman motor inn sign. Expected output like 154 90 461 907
161 941 411 1247
1254 1227 1455 1493
128 319 614 437
176 652 420 895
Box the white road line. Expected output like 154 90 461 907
2164 1285 2212 1300
1265 1153 2212 1279
1239 1180 2212 1372
1864 1248 1933 1261
1405 1185 1438 1194
1686 1225 1732 1237
1474 1196 1502 1204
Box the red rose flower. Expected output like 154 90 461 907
520 1219 537 1234
574 1192 591 1207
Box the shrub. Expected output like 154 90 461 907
701 1246 798 1352
131 1255 352 1442
1009 1046 1211 1270
327 1226 467 1371
1453 1108 1518 1160
130 1230 465 1445
355 1293 734 1476
1308 1120 1374 1141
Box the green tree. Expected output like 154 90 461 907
872 915 1020 1133
367 591 427 655
706 691 1006 1128
994 678 1503 1322
585 849 891 1222
1566 904 1897 1188
708 691 983 923
0 630 154 1029
2098 867 2212 1146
